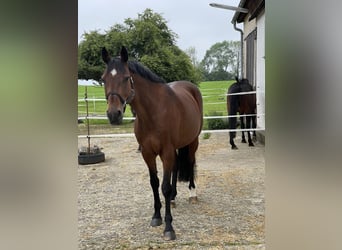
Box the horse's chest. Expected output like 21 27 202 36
134 122 163 145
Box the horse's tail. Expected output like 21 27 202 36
177 146 196 182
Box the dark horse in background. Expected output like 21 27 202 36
227 77 257 149
101 46 203 240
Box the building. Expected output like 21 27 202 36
232 0 265 140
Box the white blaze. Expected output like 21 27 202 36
110 68 117 77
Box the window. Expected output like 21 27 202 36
245 28 257 88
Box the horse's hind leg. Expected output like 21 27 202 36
177 139 199 202
252 114 257 141
240 116 247 143
170 153 178 208
246 116 254 147
229 116 238 149
187 138 199 203
229 131 238 150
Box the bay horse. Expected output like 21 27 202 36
227 77 257 149
101 46 203 240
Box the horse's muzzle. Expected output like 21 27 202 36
107 110 123 125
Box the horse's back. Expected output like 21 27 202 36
167 81 203 144
168 81 203 116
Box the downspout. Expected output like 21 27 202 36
232 20 244 79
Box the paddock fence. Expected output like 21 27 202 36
78 89 265 138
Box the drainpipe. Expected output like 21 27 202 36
232 20 244 79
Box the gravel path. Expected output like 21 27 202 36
78 132 265 249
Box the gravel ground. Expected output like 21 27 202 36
78 132 265 249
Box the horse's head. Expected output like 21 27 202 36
101 46 134 125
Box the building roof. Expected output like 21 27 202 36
231 0 265 23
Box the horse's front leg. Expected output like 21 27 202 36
149 168 162 226
142 151 162 227
162 170 176 240
161 151 176 240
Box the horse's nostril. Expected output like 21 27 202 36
107 110 123 125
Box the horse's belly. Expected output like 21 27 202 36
175 114 202 148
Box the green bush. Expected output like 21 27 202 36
206 111 228 130
202 132 211 139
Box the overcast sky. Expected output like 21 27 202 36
78 0 241 61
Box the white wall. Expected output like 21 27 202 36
256 10 265 130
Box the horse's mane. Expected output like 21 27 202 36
107 58 165 84
128 61 166 83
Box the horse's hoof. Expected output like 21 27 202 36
163 230 176 240
150 218 162 227
241 139 247 143
189 196 198 204
171 200 176 208
232 145 238 150
249 143 254 147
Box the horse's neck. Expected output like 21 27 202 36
130 76 163 119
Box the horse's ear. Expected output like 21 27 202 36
102 47 111 64
235 76 239 83
120 46 128 63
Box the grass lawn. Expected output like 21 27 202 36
78 80 234 133
199 80 233 117
78 85 135 118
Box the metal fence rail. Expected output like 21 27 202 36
78 90 265 137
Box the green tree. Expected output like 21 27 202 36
201 40 240 81
124 9 176 59
78 31 105 80
78 9 201 84
185 46 203 82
